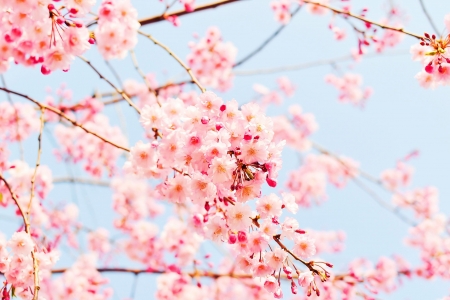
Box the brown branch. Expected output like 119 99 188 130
303 1 423 39
0 175 40 299
138 30 206 93
0 87 130 152
78 56 141 114
139 0 243 26
86 0 244 28
234 5 302 67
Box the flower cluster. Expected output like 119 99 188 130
187 27 237 91
0 0 93 74
286 154 359 207
0 102 40 142
411 16 450 88
95 0 140 60
325 73 373 107
42 254 113 300
272 105 317 152
54 114 127 177
121 91 334 297
1 232 59 300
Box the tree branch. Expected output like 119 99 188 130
234 5 302 67
303 1 423 39
0 175 40 299
138 30 206 93
418 0 440 34
78 56 141 114
52 177 110 187
0 87 130 152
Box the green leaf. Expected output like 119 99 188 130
11 286 16 298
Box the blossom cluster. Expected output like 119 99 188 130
54 114 127 177
120 91 335 297
95 0 140 60
325 73 373 107
411 16 450 89
187 27 237 91
286 154 359 207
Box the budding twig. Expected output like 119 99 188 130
303 1 423 39
78 56 141 114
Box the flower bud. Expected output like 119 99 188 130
201 116 209 124
237 231 247 243
228 233 237 244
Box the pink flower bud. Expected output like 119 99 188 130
215 122 224 130
228 233 237 244
69 8 78 14
201 116 209 124
291 281 297 294
220 104 226 111
11 28 22 38
244 131 252 141
56 17 65 25
88 38 95 44
204 202 210 211
48 3 55 10
41 65 51 75
237 231 247 243
425 64 434 74
295 229 306 234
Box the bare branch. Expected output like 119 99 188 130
53 177 110 187
27 108 45 214
78 56 141 114
418 0 440 34
139 0 244 26
234 50 409 76
234 5 302 67
303 1 423 39
138 30 206 93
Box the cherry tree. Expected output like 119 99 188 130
0 0 449 299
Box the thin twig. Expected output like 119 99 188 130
138 30 206 93
53 177 110 187
351 177 416 226
311 142 416 226
303 1 423 39
234 5 302 67
0 87 130 152
27 108 45 214
418 0 439 34
234 50 409 76
78 56 141 114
